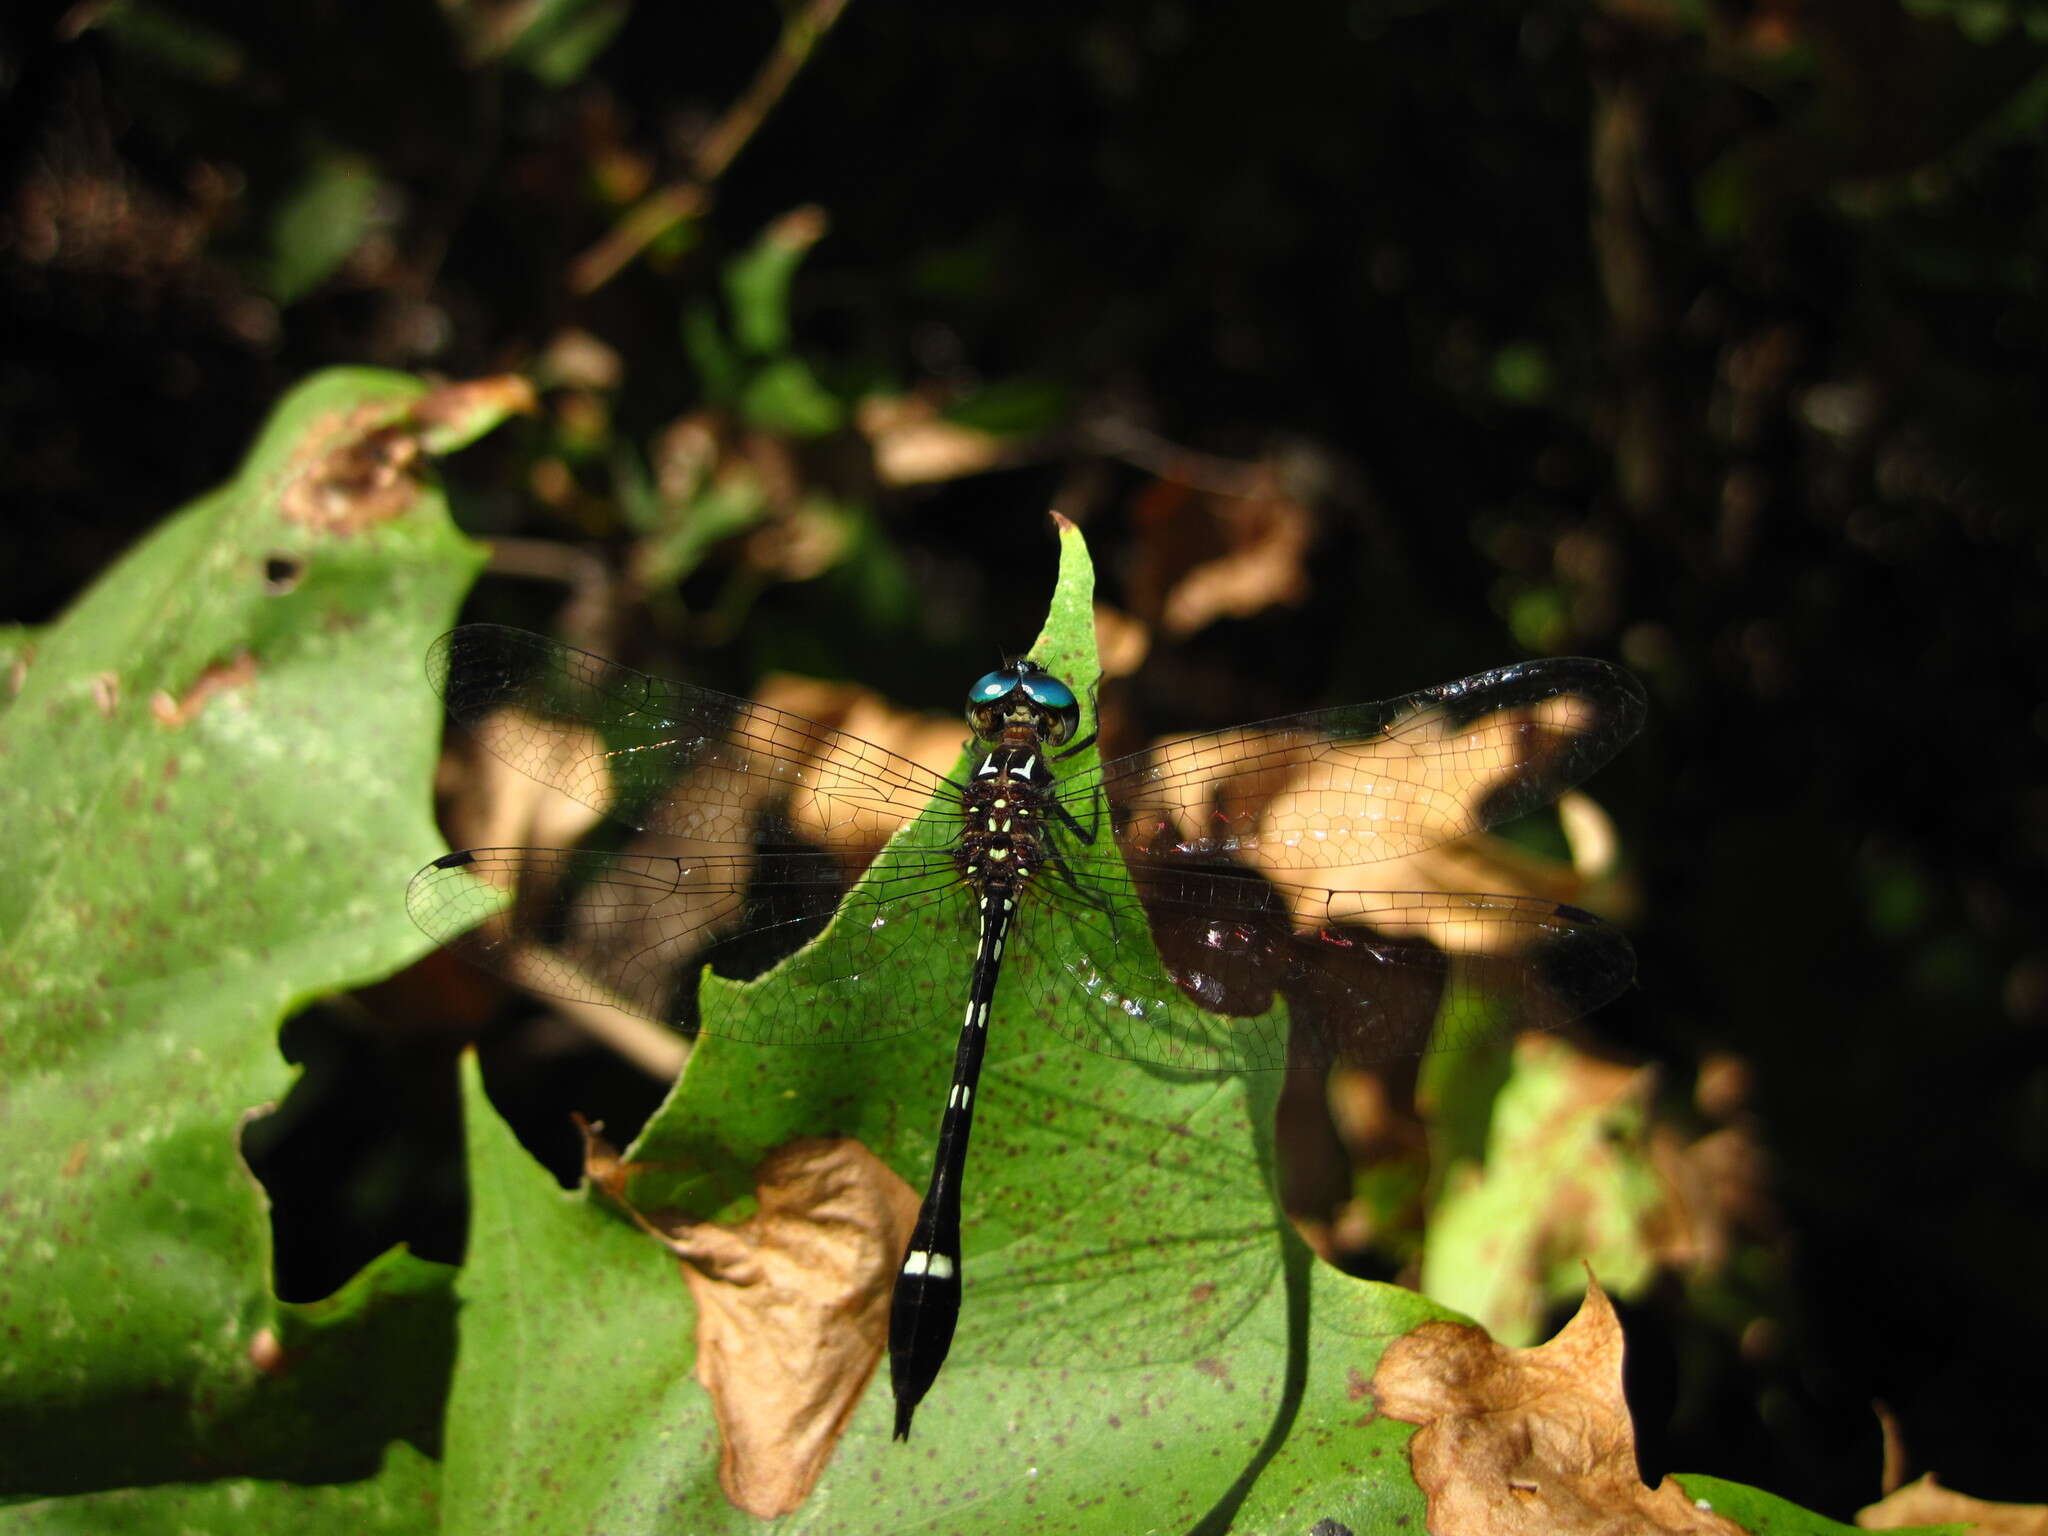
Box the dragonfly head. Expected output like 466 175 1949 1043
965 660 1080 746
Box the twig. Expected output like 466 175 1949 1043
1083 415 1269 499
478 537 617 654
568 0 852 294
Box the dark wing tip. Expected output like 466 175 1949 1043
1540 901 1638 1010
430 849 477 870
1521 654 1648 732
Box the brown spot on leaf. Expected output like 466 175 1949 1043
151 650 257 728
91 672 119 717
283 414 423 533
1373 1277 1744 1536
247 1327 288 1377
281 375 535 534
60 1142 89 1177
1859 1474 2048 1534
610 1138 917 1519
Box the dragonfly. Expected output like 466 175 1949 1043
407 623 1645 1440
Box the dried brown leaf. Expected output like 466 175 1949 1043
1092 602 1151 680
618 1138 919 1518
1126 467 1316 638
857 394 1009 486
1645 1120 1777 1275
1860 1474 2048 1534
1374 1277 1745 1536
410 375 539 454
536 327 625 391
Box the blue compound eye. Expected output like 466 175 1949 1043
1020 674 1077 711
965 663 1080 745
969 669 1020 703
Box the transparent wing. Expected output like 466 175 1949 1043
1069 656 1645 873
413 637 1638 1070
429 625 954 850
408 843 1631 1072
955 859 1634 1074
405 843 973 1045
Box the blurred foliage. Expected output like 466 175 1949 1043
4 0 2048 1523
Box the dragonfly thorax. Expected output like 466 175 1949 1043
955 745 1056 892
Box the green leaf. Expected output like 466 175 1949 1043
0 627 34 716
1419 1035 1661 1344
736 356 844 437
495 0 629 85
435 519 1464 1530
722 221 816 358
0 367 518 1496
0 1442 442 1533
438 1059 704 1532
631 473 775 591
91 0 245 87
942 377 1071 435
1489 340 1553 404
1670 1473 1967 1535
261 152 381 305
680 302 741 405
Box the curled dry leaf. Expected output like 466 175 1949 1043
856 393 1010 486
409 375 540 454
1859 1474 2048 1534
1124 462 1315 639
1374 1277 1747 1536
1644 1118 1774 1275
605 1137 920 1519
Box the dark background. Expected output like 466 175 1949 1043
6 0 2046 1517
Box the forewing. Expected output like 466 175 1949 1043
1083 656 1645 875
428 624 952 851
406 844 968 1045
